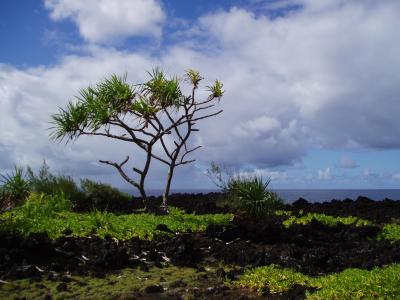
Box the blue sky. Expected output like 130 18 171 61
1 0 400 189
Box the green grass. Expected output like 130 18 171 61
0 192 233 240
282 212 371 228
379 223 400 241
234 264 400 299
308 264 400 300
234 264 314 295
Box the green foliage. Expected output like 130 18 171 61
130 97 158 117
207 80 224 99
0 166 30 206
308 264 400 299
20 192 72 218
235 264 313 295
234 264 400 299
205 161 232 192
141 68 182 108
185 69 203 88
27 161 84 204
230 176 283 218
51 74 135 142
79 178 132 211
0 197 233 240
25 162 130 212
379 223 400 241
282 212 372 228
50 100 88 142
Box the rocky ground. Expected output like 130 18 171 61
1 194 400 299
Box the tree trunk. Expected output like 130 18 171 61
162 167 174 212
140 146 152 210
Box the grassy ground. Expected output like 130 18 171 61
234 263 400 299
0 193 233 240
276 210 400 242
1 192 400 299
276 210 372 227
0 265 225 300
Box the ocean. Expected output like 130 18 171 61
127 189 400 203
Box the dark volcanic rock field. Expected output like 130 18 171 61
1 194 400 299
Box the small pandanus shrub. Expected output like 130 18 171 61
0 166 30 208
229 175 283 219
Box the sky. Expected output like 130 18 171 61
1 0 400 190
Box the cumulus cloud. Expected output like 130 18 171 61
44 0 165 43
338 155 359 169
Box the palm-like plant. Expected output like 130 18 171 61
0 166 30 206
230 175 283 219
51 68 224 211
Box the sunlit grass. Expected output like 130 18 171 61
234 264 400 299
379 223 400 241
0 192 233 240
281 212 371 228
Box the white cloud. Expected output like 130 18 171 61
318 167 331 180
235 116 281 138
44 0 165 43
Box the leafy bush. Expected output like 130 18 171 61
206 162 283 217
27 161 84 205
229 176 283 218
0 166 30 208
22 192 72 217
79 179 132 212
26 162 132 212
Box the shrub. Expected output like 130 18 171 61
0 166 30 208
229 175 283 219
27 161 85 204
21 192 72 218
79 179 132 212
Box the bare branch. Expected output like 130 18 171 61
165 109 184 143
133 167 143 175
176 159 196 166
180 145 202 163
99 156 140 189
193 104 215 113
190 109 223 123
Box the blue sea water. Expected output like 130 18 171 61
128 189 400 203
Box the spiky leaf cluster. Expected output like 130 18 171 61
207 80 224 100
51 68 223 142
185 69 203 88
141 68 183 108
51 74 135 141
